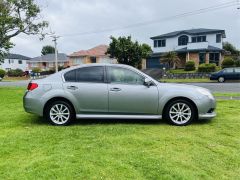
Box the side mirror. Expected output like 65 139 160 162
144 78 153 87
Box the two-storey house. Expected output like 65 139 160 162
147 28 226 69
0 53 31 71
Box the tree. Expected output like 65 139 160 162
0 0 48 63
161 51 180 69
41 45 55 55
223 42 239 55
106 36 152 68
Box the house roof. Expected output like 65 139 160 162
6 53 31 60
29 53 68 62
175 45 224 53
151 28 226 40
68 45 108 57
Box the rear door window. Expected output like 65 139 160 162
76 66 104 83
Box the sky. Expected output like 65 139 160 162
11 0 240 58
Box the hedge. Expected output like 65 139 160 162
198 63 216 73
184 60 195 71
222 57 235 69
0 69 6 78
7 69 23 77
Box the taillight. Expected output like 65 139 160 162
27 83 38 91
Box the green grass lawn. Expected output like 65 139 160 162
0 87 240 179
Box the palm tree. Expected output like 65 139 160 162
161 51 180 69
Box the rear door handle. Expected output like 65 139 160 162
67 86 78 90
110 87 121 92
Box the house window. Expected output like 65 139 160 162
8 59 14 64
154 39 166 47
90 57 97 63
18 60 23 64
199 53 206 64
209 53 220 65
178 35 189 46
216 34 221 43
192 36 206 43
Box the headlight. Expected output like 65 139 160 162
197 88 214 99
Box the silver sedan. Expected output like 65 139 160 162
23 64 216 126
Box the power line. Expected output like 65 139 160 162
60 1 238 37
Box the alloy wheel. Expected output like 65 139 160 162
169 103 192 125
49 104 70 125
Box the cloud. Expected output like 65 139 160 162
11 0 240 57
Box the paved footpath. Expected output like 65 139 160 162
0 80 239 93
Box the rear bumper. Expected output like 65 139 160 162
23 91 44 116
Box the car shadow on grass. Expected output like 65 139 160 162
29 116 212 126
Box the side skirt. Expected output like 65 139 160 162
76 114 162 120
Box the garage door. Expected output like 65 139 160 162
146 57 166 69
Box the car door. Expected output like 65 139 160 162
224 68 235 80
235 68 240 80
107 66 159 115
63 66 108 114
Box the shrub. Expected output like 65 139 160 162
198 63 216 73
184 61 195 71
0 69 6 78
222 57 235 69
235 60 240 67
32 68 42 73
7 69 24 77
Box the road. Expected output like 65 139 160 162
0 80 239 93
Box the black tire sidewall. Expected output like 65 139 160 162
45 100 75 126
165 99 196 126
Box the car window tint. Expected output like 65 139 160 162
64 70 76 82
76 66 104 83
224 68 234 73
235 68 240 73
109 67 144 85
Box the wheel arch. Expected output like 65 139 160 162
43 97 76 117
162 96 198 119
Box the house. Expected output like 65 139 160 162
0 53 31 71
28 53 69 71
68 45 116 66
146 28 226 69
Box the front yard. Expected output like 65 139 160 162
0 87 240 179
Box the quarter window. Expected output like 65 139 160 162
108 67 144 85
64 70 76 82
76 66 104 83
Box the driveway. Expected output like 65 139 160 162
0 80 239 93
184 82 240 93
0 80 30 87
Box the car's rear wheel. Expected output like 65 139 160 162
45 100 75 126
165 99 196 126
218 76 225 83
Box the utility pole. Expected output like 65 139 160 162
51 34 60 73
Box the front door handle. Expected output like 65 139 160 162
110 87 121 92
67 86 78 90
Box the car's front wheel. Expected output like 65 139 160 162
45 100 75 126
218 76 225 83
165 99 196 126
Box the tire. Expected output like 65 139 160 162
218 76 225 83
45 100 75 126
164 99 196 126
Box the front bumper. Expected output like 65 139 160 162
199 112 217 120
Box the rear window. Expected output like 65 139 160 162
64 70 76 82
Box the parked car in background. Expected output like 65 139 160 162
23 64 216 126
210 67 240 82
